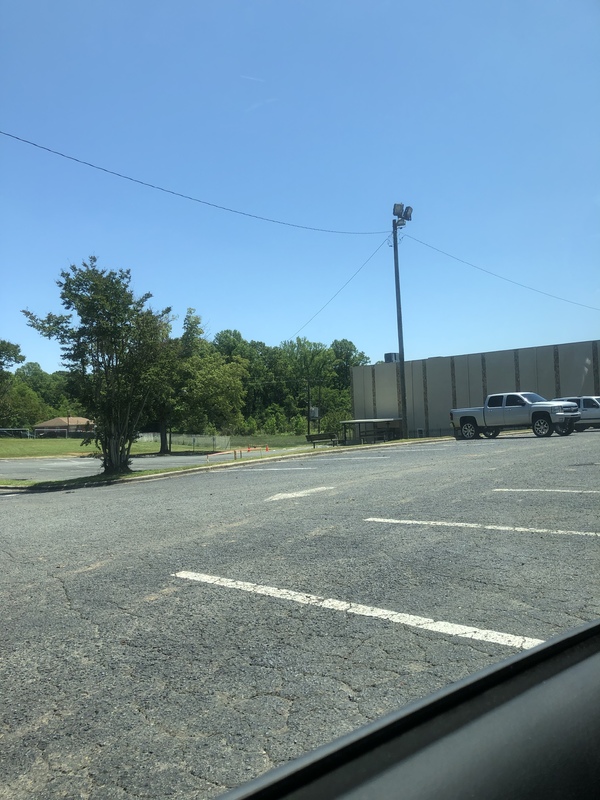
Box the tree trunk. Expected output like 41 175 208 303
102 429 132 474
159 417 170 454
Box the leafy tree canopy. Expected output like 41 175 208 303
0 339 25 373
23 257 171 474
17 259 371 443
331 338 369 390
0 340 26 424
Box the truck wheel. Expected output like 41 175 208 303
532 415 553 437
460 420 480 440
482 428 500 438
554 422 574 436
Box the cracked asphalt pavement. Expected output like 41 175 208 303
0 452 245 483
1 435 599 798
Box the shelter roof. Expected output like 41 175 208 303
34 417 93 428
340 418 402 424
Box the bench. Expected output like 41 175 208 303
306 432 338 448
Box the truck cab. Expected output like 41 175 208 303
484 392 545 428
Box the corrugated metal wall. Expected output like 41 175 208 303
352 340 600 437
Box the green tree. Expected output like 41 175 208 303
145 309 220 451
318 386 353 432
14 362 86 418
13 361 48 398
280 337 335 434
143 333 185 454
214 331 280 424
23 257 172 474
331 339 369 390
213 329 248 360
0 381 52 428
0 340 25 373
180 308 206 359
0 340 26 427
178 347 247 434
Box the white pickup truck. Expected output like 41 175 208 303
450 392 580 439
554 395 600 432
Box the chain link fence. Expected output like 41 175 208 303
137 433 231 451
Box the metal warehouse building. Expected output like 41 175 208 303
350 339 600 440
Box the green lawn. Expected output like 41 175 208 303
0 433 319 490
0 433 310 459
0 438 96 458
230 433 308 449
0 438 201 459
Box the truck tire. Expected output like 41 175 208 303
554 422 574 436
460 419 480 440
532 415 553 437
482 428 500 438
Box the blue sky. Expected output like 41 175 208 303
2 0 599 373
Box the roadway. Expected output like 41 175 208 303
1 435 599 798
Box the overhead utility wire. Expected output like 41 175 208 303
291 230 599 336
404 234 600 313
3 130 598 315
0 130 387 236
291 236 390 338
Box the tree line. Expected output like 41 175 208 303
1 257 369 473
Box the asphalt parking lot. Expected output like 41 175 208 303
1 435 599 798
0 450 273 483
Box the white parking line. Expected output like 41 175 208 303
265 486 334 501
315 457 390 461
365 518 600 538
397 448 451 452
174 571 543 650
494 488 600 494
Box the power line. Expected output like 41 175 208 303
404 234 600 313
3 129 598 316
291 237 390 338
290 229 599 338
0 130 387 236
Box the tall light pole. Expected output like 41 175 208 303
392 203 413 439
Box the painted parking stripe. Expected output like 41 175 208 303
365 517 600 538
494 488 600 494
380 449 453 454
313 457 390 461
174 571 543 650
265 486 334 502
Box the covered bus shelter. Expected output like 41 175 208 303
340 418 403 445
